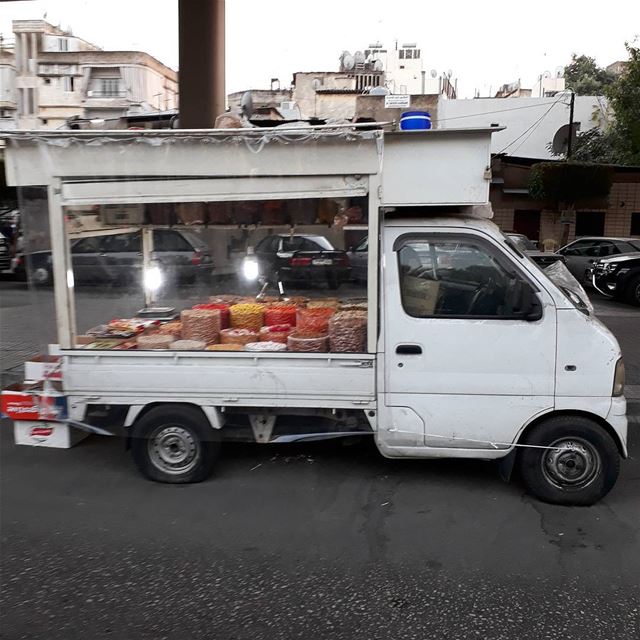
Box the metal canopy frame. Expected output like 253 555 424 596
6 128 384 352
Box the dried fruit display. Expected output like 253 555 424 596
220 328 260 345
229 303 264 331
287 332 329 353
329 311 367 353
136 335 174 350
181 309 221 344
193 303 230 329
245 341 287 352
206 344 244 351
296 307 335 334
259 324 292 344
170 340 207 350
264 306 297 327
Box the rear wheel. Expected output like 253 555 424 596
131 405 220 483
624 274 640 306
31 265 52 287
519 415 619 505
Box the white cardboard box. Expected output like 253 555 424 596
14 421 89 448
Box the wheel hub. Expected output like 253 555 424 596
542 438 601 489
148 425 199 474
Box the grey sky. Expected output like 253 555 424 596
1 0 638 98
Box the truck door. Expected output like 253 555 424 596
379 228 557 452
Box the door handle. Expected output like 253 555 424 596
396 344 422 355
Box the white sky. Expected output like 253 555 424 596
1 0 638 98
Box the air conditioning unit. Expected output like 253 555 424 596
100 204 144 225
280 101 296 111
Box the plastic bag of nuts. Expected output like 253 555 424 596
287 331 329 353
259 324 292 344
296 307 335 334
170 339 207 350
220 328 259 345
136 334 174 350
181 309 221 344
245 341 287 352
157 321 182 340
229 303 264 331
329 311 367 353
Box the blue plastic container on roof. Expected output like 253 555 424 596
400 111 432 130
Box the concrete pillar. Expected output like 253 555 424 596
178 0 225 128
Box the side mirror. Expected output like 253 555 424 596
519 282 543 321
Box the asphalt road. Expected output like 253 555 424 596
1 280 639 639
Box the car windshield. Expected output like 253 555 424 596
507 234 537 251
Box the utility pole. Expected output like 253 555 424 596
566 89 575 160
178 0 225 128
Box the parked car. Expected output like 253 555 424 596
347 236 368 282
505 232 566 269
591 252 640 305
557 237 640 284
0 231 12 273
28 229 213 286
253 233 350 289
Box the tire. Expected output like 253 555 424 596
31 265 52 287
131 405 221 483
624 274 640 306
519 415 620 506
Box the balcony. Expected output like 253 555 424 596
87 89 127 98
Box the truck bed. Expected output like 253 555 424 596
60 350 376 410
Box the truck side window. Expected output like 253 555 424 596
398 237 525 318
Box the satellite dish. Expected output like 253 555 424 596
341 51 355 71
369 86 390 96
555 66 564 78
543 70 551 79
354 50 365 65
430 69 437 78
447 69 453 79
373 59 384 72
240 91 253 119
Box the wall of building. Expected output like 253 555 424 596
439 96 609 159
293 72 357 119
355 94 438 123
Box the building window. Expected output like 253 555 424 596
99 78 122 97
575 211 606 237
62 76 75 92
631 212 640 236
399 50 405 59
58 38 68 52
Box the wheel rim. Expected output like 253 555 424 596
634 282 640 303
541 437 601 490
148 425 200 475
33 267 49 284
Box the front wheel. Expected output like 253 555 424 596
624 274 640 306
131 405 220 483
519 416 620 505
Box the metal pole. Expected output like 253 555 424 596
178 0 225 128
567 90 575 160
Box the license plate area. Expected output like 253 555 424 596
312 258 333 266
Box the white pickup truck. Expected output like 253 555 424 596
1 124 627 505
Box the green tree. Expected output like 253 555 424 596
564 54 615 95
606 44 640 164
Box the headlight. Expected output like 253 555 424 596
613 358 625 397
603 262 619 273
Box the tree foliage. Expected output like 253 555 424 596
559 45 640 165
564 54 615 95
529 162 613 205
